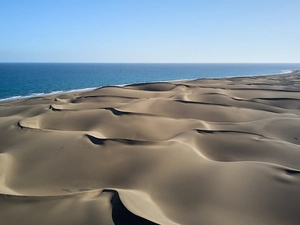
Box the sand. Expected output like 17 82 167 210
1 71 300 225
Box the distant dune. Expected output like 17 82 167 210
1 71 300 225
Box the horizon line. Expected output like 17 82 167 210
1 62 300 64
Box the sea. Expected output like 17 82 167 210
1 63 300 102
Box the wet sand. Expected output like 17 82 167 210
1 71 300 225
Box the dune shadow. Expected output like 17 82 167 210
285 169 300 175
86 134 106 145
102 189 158 225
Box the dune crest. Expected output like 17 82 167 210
1 72 300 225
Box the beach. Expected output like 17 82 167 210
1 71 300 224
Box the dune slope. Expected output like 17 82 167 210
1 71 300 225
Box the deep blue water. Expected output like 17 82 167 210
1 63 300 101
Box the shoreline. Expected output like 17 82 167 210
0 69 298 103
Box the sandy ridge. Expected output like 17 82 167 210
1 71 300 224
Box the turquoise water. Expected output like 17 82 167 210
1 63 300 101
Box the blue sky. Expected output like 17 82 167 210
1 0 299 63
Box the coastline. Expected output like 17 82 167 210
1 70 300 225
0 68 298 103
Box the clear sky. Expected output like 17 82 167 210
1 0 299 63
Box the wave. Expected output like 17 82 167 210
0 87 98 102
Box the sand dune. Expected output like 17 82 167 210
1 71 300 225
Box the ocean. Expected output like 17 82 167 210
1 63 300 102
